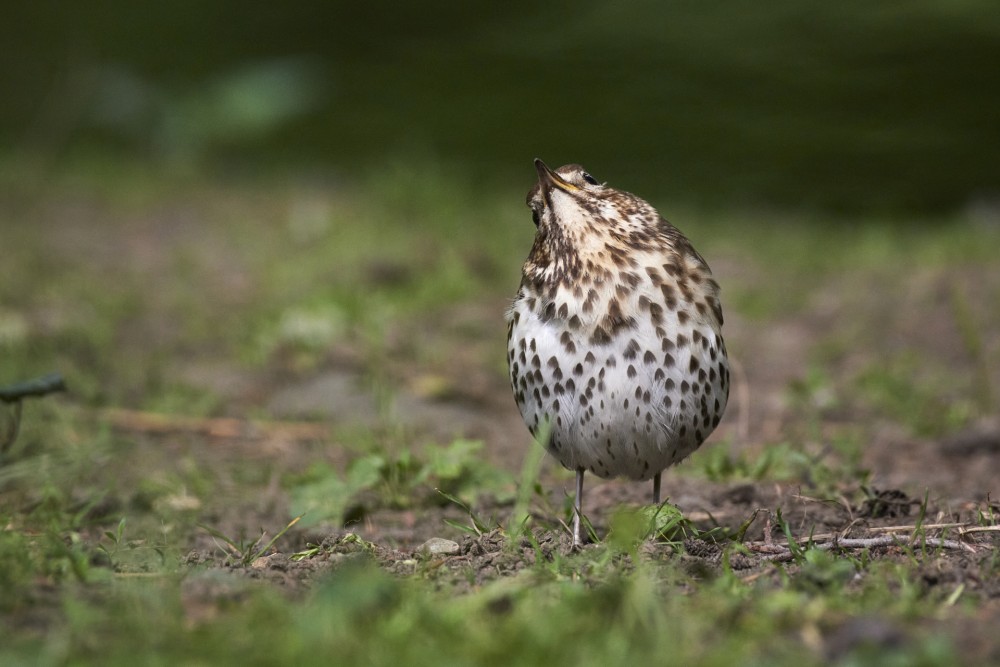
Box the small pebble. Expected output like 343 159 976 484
418 538 460 556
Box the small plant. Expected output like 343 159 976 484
96 517 128 566
289 439 514 528
199 515 301 567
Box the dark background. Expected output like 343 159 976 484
3 1 999 214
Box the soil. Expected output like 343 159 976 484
10 189 1000 660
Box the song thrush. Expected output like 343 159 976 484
507 159 729 545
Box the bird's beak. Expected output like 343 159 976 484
534 158 579 193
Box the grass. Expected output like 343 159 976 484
1 155 999 665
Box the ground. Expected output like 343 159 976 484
1 160 998 665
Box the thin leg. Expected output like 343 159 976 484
652 472 661 505
573 468 585 546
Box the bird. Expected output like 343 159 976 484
506 159 730 545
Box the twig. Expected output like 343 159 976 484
0 373 66 403
748 533 978 563
959 525 1000 536
99 408 330 442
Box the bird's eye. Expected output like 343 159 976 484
582 172 599 186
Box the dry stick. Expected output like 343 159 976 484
959 525 1000 536
99 408 330 441
750 534 977 563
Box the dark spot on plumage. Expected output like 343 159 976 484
635 386 643 400
678 310 690 325
643 390 651 404
542 301 556 322
590 326 612 346
689 356 700 373
663 352 675 367
679 424 687 437
709 367 717 382
553 399 560 412
698 369 707 382
532 369 543 383
511 311 520 325
583 289 599 313
681 380 690 394
692 330 702 345
560 331 577 354
553 366 563 381
573 363 583 376
643 350 656 364
661 284 678 310
680 399 687 411
637 295 650 311
532 388 540 402
567 314 582 330
622 272 641 288
654 368 665 382
623 338 640 360
606 355 617 368
554 382 564 395
565 378 576 393
665 379 675 391
584 351 596 364
579 394 588 406
676 334 688 348
530 354 540 369
604 242 631 267
644 266 662 284
649 303 663 324
624 398 630 410
663 262 682 277
708 296 724 325
661 337 675 352
603 299 637 336
541 385 550 398
587 377 596 389
627 364 637 379
695 428 704 442
557 302 568 319
663 395 673 408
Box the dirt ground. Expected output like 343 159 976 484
154 265 1000 623
8 187 1000 661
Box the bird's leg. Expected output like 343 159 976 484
652 472 661 505
573 468 585 546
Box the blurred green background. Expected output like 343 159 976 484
3 0 998 214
